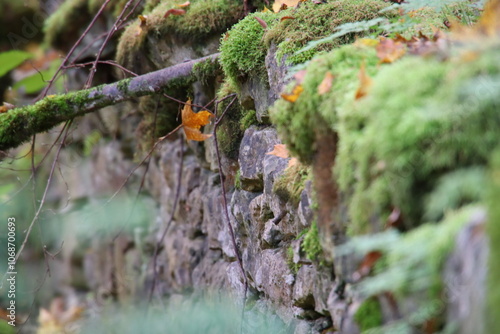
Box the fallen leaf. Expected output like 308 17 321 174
0 102 15 113
262 6 271 12
293 70 307 84
164 8 186 18
354 62 372 100
266 144 289 159
386 207 402 229
181 99 214 141
352 250 383 281
177 1 190 7
281 84 303 103
254 16 268 29
288 157 299 168
273 0 299 12
280 16 295 22
356 38 379 47
376 37 406 64
138 14 147 27
317 71 334 95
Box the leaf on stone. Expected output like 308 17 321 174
181 99 214 141
266 144 289 159
376 37 406 64
177 1 190 8
266 144 299 168
254 16 268 29
164 8 186 18
317 71 334 95
354 62 372 100
281 84 303 103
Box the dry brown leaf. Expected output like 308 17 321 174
288 157 299 168
352 250 383 281
273 0 299 12
177 1 190 7
280 16 295 22
293 70 307 84
254 16 268 29
281 84 303 103
376 37 406 63
354 62 372 100
266 144 290 159
181 99 214 141
164 8 186 18
317 72 334 95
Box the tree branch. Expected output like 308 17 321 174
0 53 220 152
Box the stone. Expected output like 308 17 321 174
239 126 282 192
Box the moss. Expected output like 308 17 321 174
286 245 301 274
43 0 88 46
354 298 383 332
117 77 132 95
83 129 102 156
239 109 258 131
270 43 380 164
487 149 500 332
337 43 500 233
193 57 223 85
234 169 241 189
273 162 310 206
263 0 395 65
302 221 322 262
219 12 276 84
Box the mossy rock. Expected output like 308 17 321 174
353 298 383 332
263 0 396 65
270 43 381 164
338 43 500 234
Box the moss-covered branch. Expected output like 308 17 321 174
0 53 220 152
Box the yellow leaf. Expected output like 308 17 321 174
181 99 214 141
356 38 379 47
272 0 299 12
354 62 372 100
317 72 334 95
376 37 406 64
281 84 303 103
262 6 271 12
177 1 190 8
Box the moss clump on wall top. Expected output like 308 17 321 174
263 0 395 65
218 12 276 84
270 43 380 164
353 297 383 332
337 43 500 234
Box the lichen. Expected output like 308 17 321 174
263 0 395 65
353 298 383 332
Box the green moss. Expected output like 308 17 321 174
239 109 258 131
337 44 500 233
219 12 276 83
302 221 322 262
234 169 241 189
487 150 500 331
193 57 223 85
263 0 395 65
273 163 310 206
83 129 102 156
43 0 88 46
270 43 380 163
286 245 301 274
354 298 383 332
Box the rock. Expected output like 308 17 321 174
444 210 488 334
297 181 314 229
239 126 282 192
265 42 291 107
238 76 271 122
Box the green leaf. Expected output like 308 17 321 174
13 60 62 94
0 50 33 77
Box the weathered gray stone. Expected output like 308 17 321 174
265 42 291 107
239 127 282 192
238 76 271 122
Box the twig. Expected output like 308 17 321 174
212 95 249 332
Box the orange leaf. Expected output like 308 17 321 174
266 144 290 159
138 14 147 27
317 71 334 95
288 157 299 168
177 1 190 7
164 8 186 18
354 62 372 100
281 84 303 103
280 16 295 22
352 251 383 281
181 99 214 141
254 16 268 29
376 38 406 64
